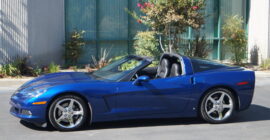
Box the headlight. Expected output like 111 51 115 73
17 85 50 98
22 88 47 98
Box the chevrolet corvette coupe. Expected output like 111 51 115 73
10 53 255 131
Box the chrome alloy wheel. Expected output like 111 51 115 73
53 98 84 129
205 91 234 121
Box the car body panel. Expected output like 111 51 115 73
114 75 193 116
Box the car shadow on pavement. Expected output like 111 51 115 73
87 117 203 131
20 104 270 131
230 104 270 123
20 120 55 131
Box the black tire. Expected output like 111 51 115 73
200 88 236 124
48 95 89 131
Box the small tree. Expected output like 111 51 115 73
129 0 205 53
134 31 161 59
222 15 247 65
64 30 86 66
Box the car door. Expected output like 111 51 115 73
114 75 194 117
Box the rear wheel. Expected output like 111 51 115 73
200 88 235 123
48 95 88 131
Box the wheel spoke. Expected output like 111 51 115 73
73 111 83 115
207 108 216 115
68 99 74 108
209 97 216 103
219 92 225 102
56 104 65 112
56 115 65 123
223 104 232 109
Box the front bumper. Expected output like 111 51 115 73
10 96 47 124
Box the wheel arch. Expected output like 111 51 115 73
198 85 240 112
46 91 93 125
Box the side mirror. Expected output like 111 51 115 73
133 76 150 86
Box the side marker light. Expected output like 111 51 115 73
32 101 47 105
237 81 249 86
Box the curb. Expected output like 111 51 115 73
0 77 34 82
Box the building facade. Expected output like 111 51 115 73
0 0 269 65
0 0 65 65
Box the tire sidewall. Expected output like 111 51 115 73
48 95 88 131
200 88 236 124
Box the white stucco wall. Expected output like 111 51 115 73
0 0 29 64
0 0 65 65
248 0 270 64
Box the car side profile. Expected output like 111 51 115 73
10 53 255 131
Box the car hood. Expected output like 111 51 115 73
18 72 98 91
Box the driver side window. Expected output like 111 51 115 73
132 55 182 81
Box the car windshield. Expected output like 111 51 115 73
91 56 145 81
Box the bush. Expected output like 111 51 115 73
134 31 161 59
0 63 20 77
47 62 60 73
0 66 3 78
32 66 42 76
0 56 45 78
222 15 247 65
64 30 86 66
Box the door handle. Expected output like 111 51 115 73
190 77 196 85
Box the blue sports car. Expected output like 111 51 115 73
10 53 255 131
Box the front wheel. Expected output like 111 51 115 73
200 88 236 123
48 95 88 131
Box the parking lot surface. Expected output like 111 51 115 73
0 73 270 140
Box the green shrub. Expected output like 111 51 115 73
47 62 60 73
222 15 247 65
134 31 161 59
0 56 38 77
260 59 270 70
32 66 42 76
0 66 4 78
0 63 20 77
64 30 86 66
